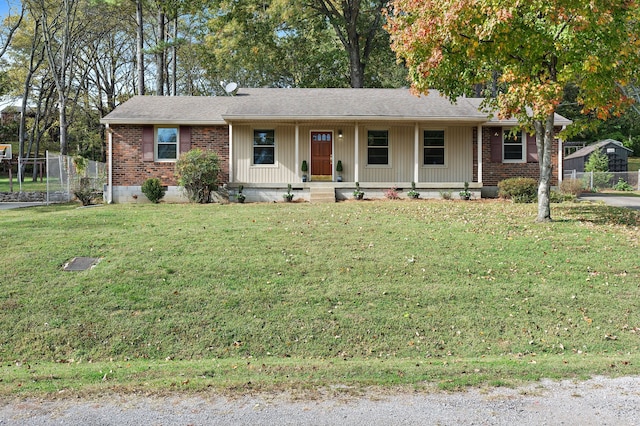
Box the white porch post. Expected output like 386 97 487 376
477 125 483 183
295 123 300 181
414 123 420 183
557 126 565 183
228 123 233 183
107 124 113 204
354 122 360 182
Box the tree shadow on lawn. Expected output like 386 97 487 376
557 203 640 227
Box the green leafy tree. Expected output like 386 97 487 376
175 149 221 203
584 149 613 190
199 0 405 89
386 0 640 222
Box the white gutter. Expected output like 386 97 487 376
99 119 228 126
221 115 489 124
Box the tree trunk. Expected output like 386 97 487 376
59 96 68 155
347 38 364 88
156 10 165 96
171 14 177 96
136 0 145 95
534 113 555 223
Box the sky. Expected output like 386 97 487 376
0 0 19 20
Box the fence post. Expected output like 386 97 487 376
46 151 49 205
590 171 594 190
638 170 640 191
571 169 576 180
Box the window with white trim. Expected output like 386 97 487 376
367 130 389 165
423 130 445 165
253 129 275 165
503 129 525 162
156 127 178 161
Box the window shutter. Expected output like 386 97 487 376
142 126 154 162
179 126 191 154
526 133 538 162
490 127 502 162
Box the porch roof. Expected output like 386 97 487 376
220 88 488 123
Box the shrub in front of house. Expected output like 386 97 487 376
175 149 221 203
141 177 166 203
498 177 538 203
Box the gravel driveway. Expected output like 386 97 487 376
2 376 640 425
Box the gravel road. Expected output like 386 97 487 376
2 376 640 425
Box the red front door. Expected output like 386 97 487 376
311 131 332 176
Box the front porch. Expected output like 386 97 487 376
228 181 482 203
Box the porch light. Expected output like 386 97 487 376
338 129 343 139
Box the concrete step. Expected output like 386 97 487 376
309 186 336 203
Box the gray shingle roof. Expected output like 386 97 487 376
100 88 571 126
464 98 572 127
564 139 632 160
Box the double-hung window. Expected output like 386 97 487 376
503 129 525 162
367 130 389 165
253 129 275 165
156 127 178 161
423 130 445 165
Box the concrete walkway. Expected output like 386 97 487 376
0 202 46 210
578 193 640 210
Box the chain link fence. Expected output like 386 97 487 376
563 170 640 191
46 152 106 204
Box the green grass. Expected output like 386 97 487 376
0 200 639 396
0 176 48 192
629 157 640 172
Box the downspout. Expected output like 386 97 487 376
106 124 113 204
477 125 483 184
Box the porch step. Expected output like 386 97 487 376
309 186 336 203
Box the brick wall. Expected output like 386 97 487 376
473 126 560 186
110 125 229 187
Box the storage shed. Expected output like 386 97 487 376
563 139 632 172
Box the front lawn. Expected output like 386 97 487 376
1 200 639 396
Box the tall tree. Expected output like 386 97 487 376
386 0 640 222
26 0 90 155
310 0 387 88
0 2 24 60
199 0 404 89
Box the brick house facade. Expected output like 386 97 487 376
110 124 229 188
472 126 561 187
